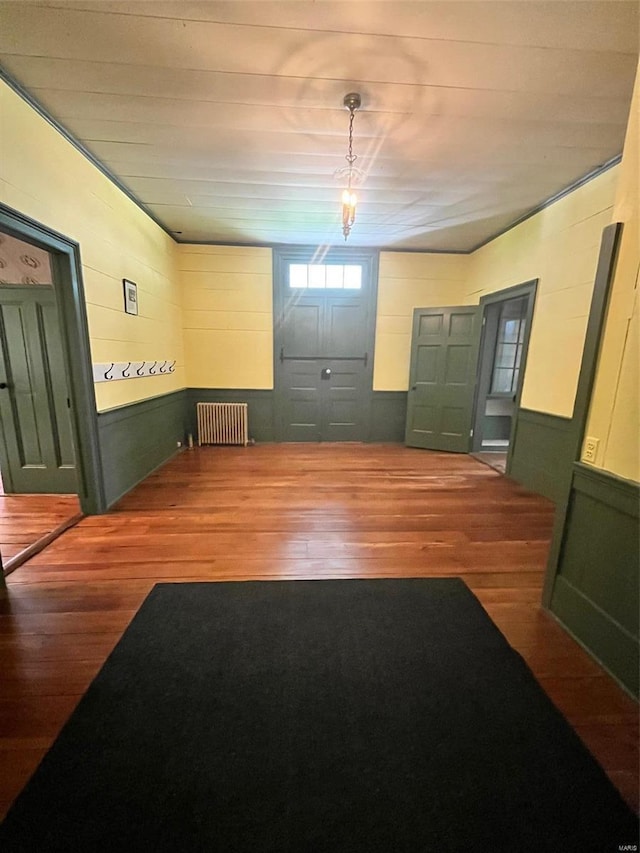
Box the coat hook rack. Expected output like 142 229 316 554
93 359 178 383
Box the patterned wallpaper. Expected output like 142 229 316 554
0 232 53 285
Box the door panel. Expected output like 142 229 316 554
441 405 466 438
406 305 481 452
41 299 76 467
323 361 365 441
416 344 440 383
279 297 324 441
419 313 444 336
2 304 43 465
282 303 322 355
0 286 76 492
325 299 366 357
409 402 438 437
280 359 321 441
280 357 368 442
445 344 472 384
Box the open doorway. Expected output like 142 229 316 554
0 229 83 573
0 203 105 529
471 281 537 475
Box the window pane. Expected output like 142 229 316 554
308 265 326 288
343 265 362 289
325 266 344 288
289 264 307 288
515 344 523 368
491 368 514 394
518 319 527 344
501 319 520 344
288 262 363 290
495 343 517 369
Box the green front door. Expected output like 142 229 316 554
275 250 377 442
0 286 77 492
405 305 481 452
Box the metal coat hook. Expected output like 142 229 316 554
104 363 114 380
168 360 176 372
149 361 158 375
159 360 167 373
136 362 146 376
122 362 131 378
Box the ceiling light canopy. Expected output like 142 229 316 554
341 92 361 241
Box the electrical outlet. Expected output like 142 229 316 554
582 436 599 464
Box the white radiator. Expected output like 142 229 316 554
197 402 249 446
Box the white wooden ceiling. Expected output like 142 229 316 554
0 1 638 251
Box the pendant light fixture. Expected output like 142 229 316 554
341 92 361 241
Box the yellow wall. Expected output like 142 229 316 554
374 168 619 401
0 81 185 411
465 167 618 417
374 252 469 390
584 62 639 482
178 244 273 389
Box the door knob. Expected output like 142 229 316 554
0 382 8 390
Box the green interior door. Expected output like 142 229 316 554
276 253 376 442
405 305 481 452
0 286 77 493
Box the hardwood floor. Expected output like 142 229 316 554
472 451 508 474
0 444 637 817
0 493 82 571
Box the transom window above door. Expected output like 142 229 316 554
289 263 362 290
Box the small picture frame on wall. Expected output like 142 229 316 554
123 279 138 315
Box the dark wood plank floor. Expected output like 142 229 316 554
0 444 637 817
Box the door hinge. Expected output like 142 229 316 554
482 316 486 326
469 429 474 437
67 398 71 409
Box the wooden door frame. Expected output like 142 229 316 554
0 203 106 514
272 246 379 442
541 222 623 606
471 279 538 473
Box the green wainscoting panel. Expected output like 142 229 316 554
186 390 276 443
509 409 574 503
551 577 639 698
550 464 639 697
97 390 188 508
186 390 408 444
369 392 407 442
